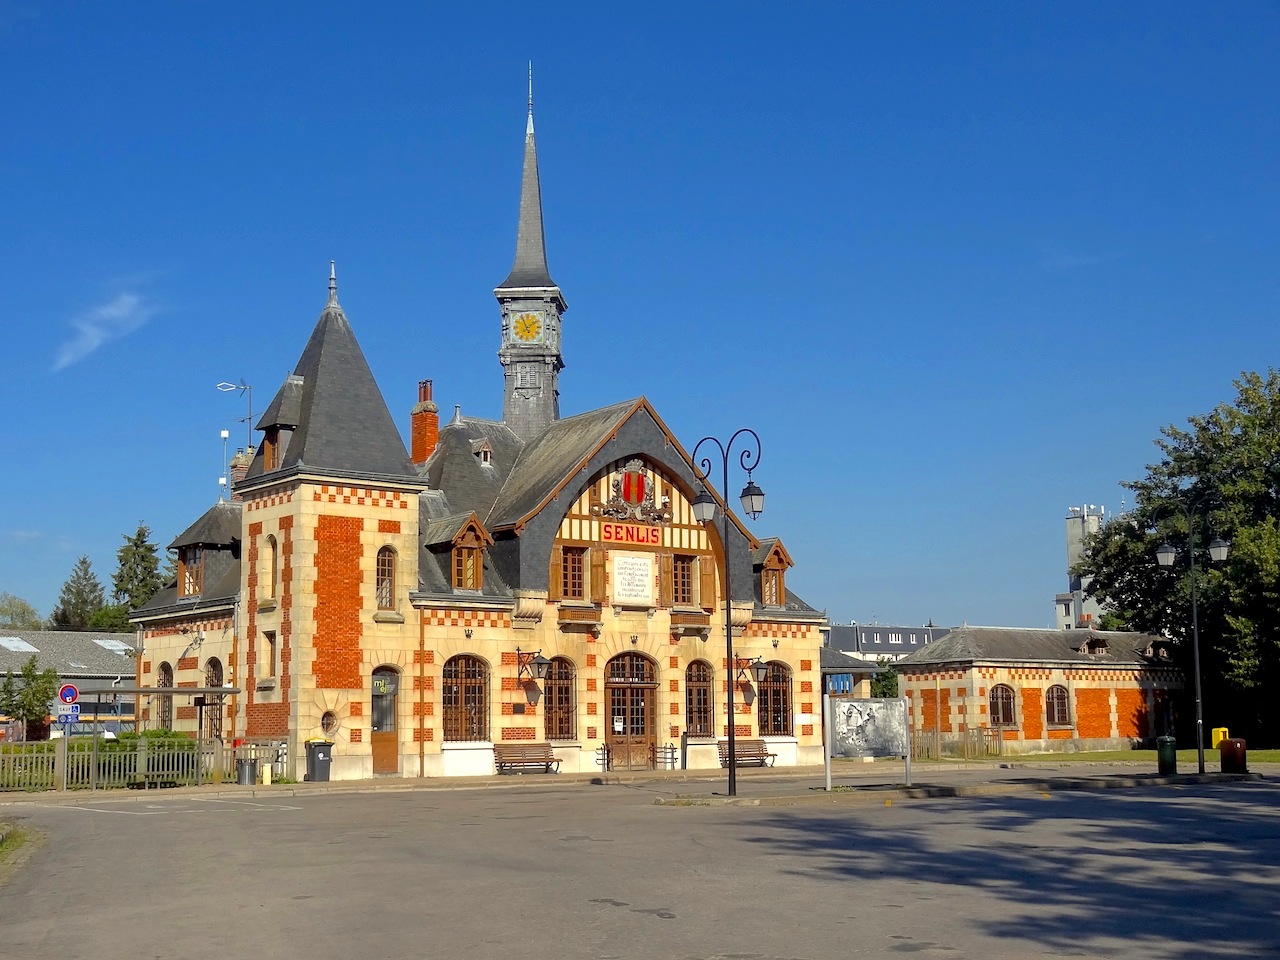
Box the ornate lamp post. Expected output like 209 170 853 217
1155 515 1230 775
690 428 764 798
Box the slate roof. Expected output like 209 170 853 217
257 374 304 429
820 646 882 676
497 108 558 291
132 559 241 618
169 500 241 550
0 631 138 680
486 399 637 529
421 513 474 548
243 281 419 485
896 626 1168 668
422 414 526 521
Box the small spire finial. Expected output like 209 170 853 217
528 62 533 115
328 260 338 306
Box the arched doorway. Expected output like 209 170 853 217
605 653 657 770
204 658 224 740
371 666 400 775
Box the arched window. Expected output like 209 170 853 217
262 536 278 600
442 655 489 741
204 658 224 740
685 660 714 737
1046 685 1071 726
376 547 396 610
757 661 792 736
990 684 1016 726
543 657 576 741
157 662 174 730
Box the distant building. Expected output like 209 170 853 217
896 625 1180 755
0 631 139 739
1055 505 1105 629
823 622 948 663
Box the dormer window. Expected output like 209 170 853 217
263 428 281 471
471 439 493 465
761 559 785 607
179 546 204 597
450 517 492 592
1081 637 1109 655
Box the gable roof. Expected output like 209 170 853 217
897 625 1168 668
243 279 419 486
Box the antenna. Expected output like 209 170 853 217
216 379 254 449
219 428 230 500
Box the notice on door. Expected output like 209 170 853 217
611 552 655 606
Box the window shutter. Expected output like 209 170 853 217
549 545 563 602
659 553 674 607
590 548 607 604
700 557 716 610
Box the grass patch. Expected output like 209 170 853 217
978 749 1280 764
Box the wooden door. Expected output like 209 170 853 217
605 654 656 771
371 667 399 775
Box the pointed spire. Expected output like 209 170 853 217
498 74 556 290
327 260 339 307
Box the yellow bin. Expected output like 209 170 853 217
1212 727 1229 748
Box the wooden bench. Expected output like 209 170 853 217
717 739 776 768
493 742 560 774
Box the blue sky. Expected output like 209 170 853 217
3 4 1277 628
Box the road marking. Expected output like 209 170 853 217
61 799 301 815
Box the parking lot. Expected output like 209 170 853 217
3 775 1278 960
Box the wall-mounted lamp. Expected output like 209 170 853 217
516 647 553 682
735 656 771 685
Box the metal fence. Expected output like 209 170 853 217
0 736 286 792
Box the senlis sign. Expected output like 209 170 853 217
600 522 662 545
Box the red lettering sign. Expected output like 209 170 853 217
601 523 661 545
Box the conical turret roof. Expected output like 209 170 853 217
497 105 557 290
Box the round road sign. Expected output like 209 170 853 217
58 683 79 704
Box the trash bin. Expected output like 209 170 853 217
1219 737 1248 774
305 739 333 782
1211 727 1229 748
1156 736 1177 775
236 757 259 786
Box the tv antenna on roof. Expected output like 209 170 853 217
216 379 254 449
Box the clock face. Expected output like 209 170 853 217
512 311 544 342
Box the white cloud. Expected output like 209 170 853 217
52 292 156 372
7 531 43 541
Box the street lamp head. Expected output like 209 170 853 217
750 658 770 684
739 480 765 520
1155 542 1176 567
691 488 717 524
1208 538 1231 563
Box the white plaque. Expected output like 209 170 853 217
611 552 656 606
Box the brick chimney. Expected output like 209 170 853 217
228 446 255 502
411 380 439 465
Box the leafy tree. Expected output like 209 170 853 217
871 657 899 698
88 604 132 633
112 523 163 611
0 592 44 630
50 555 105 631
1078 369 1280 744
0 655 61 741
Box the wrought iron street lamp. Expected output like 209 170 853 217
691 428 764 797
1155 518 1230 775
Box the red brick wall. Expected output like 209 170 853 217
1114 689 1146 738
246 515 294 738
314 514 363 689
1022 688 1044 740
1076 688 1112 738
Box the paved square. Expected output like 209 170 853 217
4 778 1278 959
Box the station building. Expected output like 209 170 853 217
130 102 828 779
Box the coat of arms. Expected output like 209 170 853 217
595 459 671 524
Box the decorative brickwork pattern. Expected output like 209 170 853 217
1022 688 1043 740
350 728 362 742
349 702 362 717
502 726 535 740
745 622 807 639
177 657 198 671
587 726 597 739
800 680 812 693
314 514 364 689
413 728 434 741
668 656 679 669
1115 689 1146 738
378 519 401 534
1075 688 1112 738
802 724 813 736
422 609 511 628
413 650 435 664
800 660 812 672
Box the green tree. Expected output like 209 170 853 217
50 555 105 631
0 592 44 630
0 655 61 741
112 523 163 611
1078 369 1280 743
870 657 899 698
88 604 132 633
